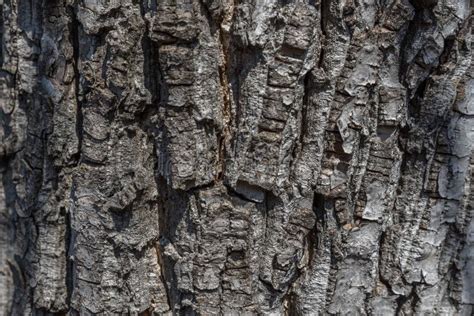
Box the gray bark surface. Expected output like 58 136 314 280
0 0 473 315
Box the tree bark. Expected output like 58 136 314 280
0 0 473 314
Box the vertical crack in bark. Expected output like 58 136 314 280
309 193 327 268
68 4 83 165
139 4 172 311
0 3 4 69
153 243 172 313
318 0 329 68
376 231 394 294
61 7 82 307
63 204 74 314
6 259 26 315
283 291 298 316
292 71 312 171
216 2 235 181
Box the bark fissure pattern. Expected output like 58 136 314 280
0 0 473 315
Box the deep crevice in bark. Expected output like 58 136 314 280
68 4 83 165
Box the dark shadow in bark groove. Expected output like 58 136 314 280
154 174 196 314
63 204 75 313
67 4 83 165
0 3 4 69
308 193 326 268
291 70 313 176
141 33 162 107
7 258 27 315
227 44 264 143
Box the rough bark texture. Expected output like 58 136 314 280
0 0 473 315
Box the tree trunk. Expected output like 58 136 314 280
0 0 473 314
